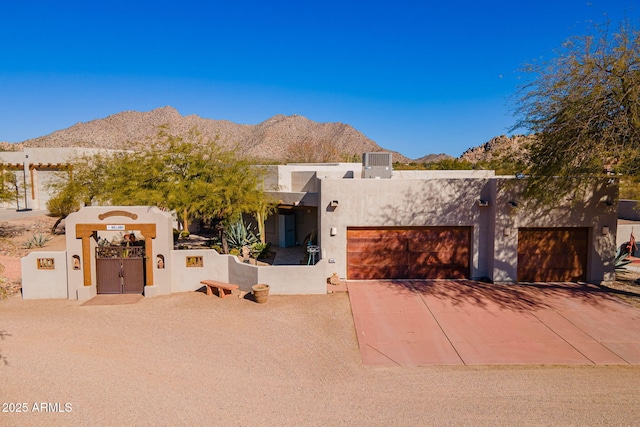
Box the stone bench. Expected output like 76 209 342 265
200 280 239 299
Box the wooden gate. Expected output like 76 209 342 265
96 246 145 294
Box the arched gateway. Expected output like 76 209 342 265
19 206 174 300
65 206 174 300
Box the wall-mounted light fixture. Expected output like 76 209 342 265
330 227 337 236
503 228 511 237
330 200 339 208
477 199 489 207
602 226 610 235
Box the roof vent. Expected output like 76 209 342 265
363 152 392 179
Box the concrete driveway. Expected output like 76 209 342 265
348 280 640 366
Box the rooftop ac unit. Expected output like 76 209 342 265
363 152 392 179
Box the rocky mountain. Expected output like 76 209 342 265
413 153 454 163
10 106 412 163
460 134 535 164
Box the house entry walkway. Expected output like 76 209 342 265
348 280 640 366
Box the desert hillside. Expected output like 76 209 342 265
10 107 412 163
1 107 533 165
460 134 535 164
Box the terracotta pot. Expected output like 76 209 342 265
252 284 270 304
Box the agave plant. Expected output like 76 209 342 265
615 247 632 270
224 220 259 252
23 233 52 249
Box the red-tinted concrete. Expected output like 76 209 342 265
348 280 640 366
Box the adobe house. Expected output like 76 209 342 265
262 155 618 284
0 147 123 211
20 153 618 300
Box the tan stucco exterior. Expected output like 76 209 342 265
0 147 124 211
20 159 619 300
266 163 617 284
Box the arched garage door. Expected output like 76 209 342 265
347 227 471 280
517 228 588 282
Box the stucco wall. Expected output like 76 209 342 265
318 175 618 284
616 224 638 254
169 249 327 295
491 178 618 283
226 257 326 294
318 177 492 280
263 163 362 192
252 261 327 294
21 251 68 299
170 249 229 293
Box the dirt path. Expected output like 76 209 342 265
1 292 640 426
1 212 640 425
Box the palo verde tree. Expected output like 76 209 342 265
512 20 640 202
100 136 199 228
197 152 277 250
46 153 113 231
46 187 80 234
0 171 19 206
48 129 276 251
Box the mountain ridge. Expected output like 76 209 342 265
1 106 526 165
7 106 416 163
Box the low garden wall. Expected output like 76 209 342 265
21 248 328 300
170 249 327 295
227 256 327 295
21 251 68 299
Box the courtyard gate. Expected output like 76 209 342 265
96 246 145 294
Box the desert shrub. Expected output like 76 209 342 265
23 233 52 249
209 245 223 254
251 241 271 259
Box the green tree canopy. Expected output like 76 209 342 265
46 187 80 234
512 20 640 200
48 129 276 247
0 171 20 206
47 152 114 207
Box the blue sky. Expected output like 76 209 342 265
0 1 637 159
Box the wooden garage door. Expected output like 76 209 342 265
517 228 588 282
347 227 471 280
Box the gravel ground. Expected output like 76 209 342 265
2 292 640 426
2 212 640 425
